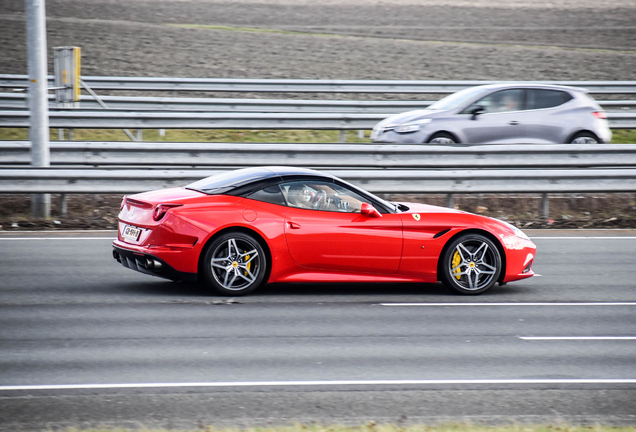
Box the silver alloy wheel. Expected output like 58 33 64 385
571 136 598 144
429 137 456 144
449 239 498 291
210 237 261 291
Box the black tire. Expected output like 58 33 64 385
569 132 599 144
439 233 502 295
427 132 457 144
202 231 267 296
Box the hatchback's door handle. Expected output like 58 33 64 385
287 221 301 229
509 120 520 125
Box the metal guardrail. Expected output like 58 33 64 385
1 167 635 194
2 142 636 169
1 110 635 129
2 93 635 113
2 75 636 94
0 110 384 129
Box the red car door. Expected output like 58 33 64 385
282 180 403 274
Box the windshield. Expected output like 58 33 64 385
336 178 400 213
428 86 489 111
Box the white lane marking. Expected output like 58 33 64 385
520 336 636 340
2 379 636 391
0 237 115 240
530 237 636 239
380 302 636 307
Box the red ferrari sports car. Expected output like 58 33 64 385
113 166 536 295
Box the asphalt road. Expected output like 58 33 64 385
1 229 635 430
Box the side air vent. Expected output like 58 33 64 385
433 228 451 239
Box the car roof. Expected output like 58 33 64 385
185 166 334 195
264 166 333 178
474 83 586 93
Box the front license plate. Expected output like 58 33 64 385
122 225 142 241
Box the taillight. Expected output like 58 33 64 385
153 204 182 221
592 111 607 119
120 196 127 210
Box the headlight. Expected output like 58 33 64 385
394 119 432 133
499 220 530 240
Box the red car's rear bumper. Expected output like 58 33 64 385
112 240 198 282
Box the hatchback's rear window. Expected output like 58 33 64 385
526 89 572 110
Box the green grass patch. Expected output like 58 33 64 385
0 128 371 143
610 129 636 144
2 128 635 144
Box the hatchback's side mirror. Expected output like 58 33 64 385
470 106 485 120
360 202 382 218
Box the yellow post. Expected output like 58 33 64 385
73 47 81 102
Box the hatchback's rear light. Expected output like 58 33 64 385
153 204 183 221
120 195 127 210
592 111 607 119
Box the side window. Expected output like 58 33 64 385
280 180 368 213
527 89 572 110
246 185 287 206
463 89 524 114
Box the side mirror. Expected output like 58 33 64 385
361 202 382 218
470 106 485 120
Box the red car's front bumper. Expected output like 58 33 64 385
501 237 536 283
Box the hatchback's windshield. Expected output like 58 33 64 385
428 86 490 111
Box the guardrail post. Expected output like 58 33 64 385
446 194 455 208
357 130 364 139
59 194 67 217
339 130 346 143
26 0 51 218
136 129 143 141
58 128 64 140
159 129 165 137
541 193 550 219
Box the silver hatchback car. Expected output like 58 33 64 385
371 84 611 144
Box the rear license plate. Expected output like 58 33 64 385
122 225 142 241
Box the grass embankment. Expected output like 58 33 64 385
60 425 636 432
0 129 370 143
1 128 635 143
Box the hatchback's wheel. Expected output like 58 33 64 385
440 234 502 295
569 132 599 144
202 232 267 296
428 133 456 144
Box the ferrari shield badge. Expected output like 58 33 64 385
412 214 421 221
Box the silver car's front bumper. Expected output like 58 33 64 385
371 126 427 143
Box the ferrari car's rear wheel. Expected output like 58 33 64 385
203 232 267 296
440 233 502 295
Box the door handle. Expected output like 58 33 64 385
509 120 520 125
287 221 301 229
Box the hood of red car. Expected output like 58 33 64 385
399 202 466 214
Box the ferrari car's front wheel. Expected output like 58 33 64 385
202 232 267 296
440 233 502 295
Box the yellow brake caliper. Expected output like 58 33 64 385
244 252 251 276
452 250 462 280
